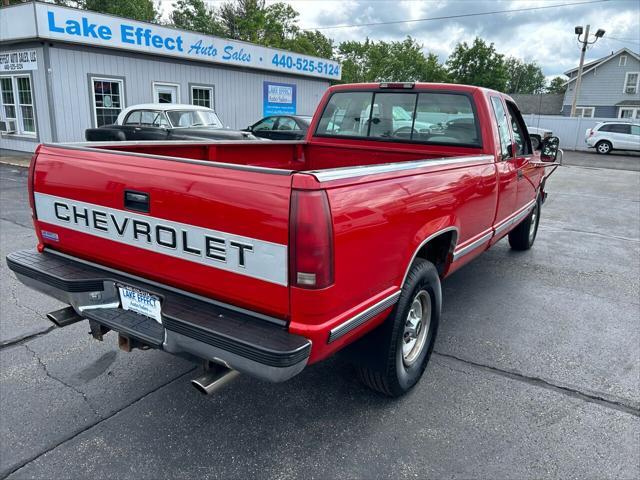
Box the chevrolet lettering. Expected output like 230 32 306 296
7 82 560 396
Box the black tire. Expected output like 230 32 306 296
595 140 612 154
354 259 441 397
508 197 541 251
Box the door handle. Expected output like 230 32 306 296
134 127 142 131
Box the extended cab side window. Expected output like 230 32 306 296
490 97 511 159
506 102 532 156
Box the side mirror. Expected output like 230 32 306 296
540 136 560 162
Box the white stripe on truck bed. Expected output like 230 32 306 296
34 193 288 286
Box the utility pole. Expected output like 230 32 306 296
570 24 605 117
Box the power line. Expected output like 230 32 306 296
606 35 640 44
304 0 611 31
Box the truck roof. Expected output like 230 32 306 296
326 82 513 101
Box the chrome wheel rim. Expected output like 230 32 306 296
528 204 538 243
598 143 609 153
402 290 431 366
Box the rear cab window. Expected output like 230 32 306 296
315 90 481 147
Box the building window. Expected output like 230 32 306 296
619 107 640 120
91 77 124 127
0 75 36 135
191 86 214 108
619 55 627 66
575 107 595 118
624 72 639 95
17 77 35 133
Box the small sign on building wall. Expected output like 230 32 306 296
263 82 296 116
0 50 38 72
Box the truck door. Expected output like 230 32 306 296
489 96 518 228
505 101 541 210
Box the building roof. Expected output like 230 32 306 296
616 100 640 106
563 48 640 85
510 94 564 115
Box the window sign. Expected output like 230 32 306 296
0 50 38 72
263 82 296 116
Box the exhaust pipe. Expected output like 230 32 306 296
192 363 240 395
47 306 83 327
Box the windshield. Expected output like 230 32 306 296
298 116 313 126
167 110 223 128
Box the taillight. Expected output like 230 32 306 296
289 190 334 289
28 149 38 218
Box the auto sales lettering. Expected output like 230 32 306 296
38 4 340 79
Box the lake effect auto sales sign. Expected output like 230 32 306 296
0 50 38 72
34 3 341 80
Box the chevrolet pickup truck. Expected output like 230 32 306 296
7 82 561 397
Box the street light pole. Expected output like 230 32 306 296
570 24 605 117
570 24 590 117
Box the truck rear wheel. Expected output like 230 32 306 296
355 259 441 397
508 198 540 250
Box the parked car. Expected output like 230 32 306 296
527 126 554 150
85 104 257 142
8 82 560 398
585 122 640 154
245 115 312 140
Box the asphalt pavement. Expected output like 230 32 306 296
0 158 638 479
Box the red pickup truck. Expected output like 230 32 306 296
7 82 560 397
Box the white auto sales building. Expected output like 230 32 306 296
0 1 340 152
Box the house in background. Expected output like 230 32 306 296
562 48 640 119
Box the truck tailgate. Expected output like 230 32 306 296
31 145 292 318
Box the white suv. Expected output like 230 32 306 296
585 122 640 154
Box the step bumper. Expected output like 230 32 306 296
6 249 311 382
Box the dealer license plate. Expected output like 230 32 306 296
118 285 162 324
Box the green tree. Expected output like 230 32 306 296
83 0 159 22
338 37 448 83
423 53 450 83
170 0 334 60
170 0 224 36
446 37 508 90
288 30 334 59
504 57 546 94
337 39 372 83
546 76 568 94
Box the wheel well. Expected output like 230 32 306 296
414 231 457 277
